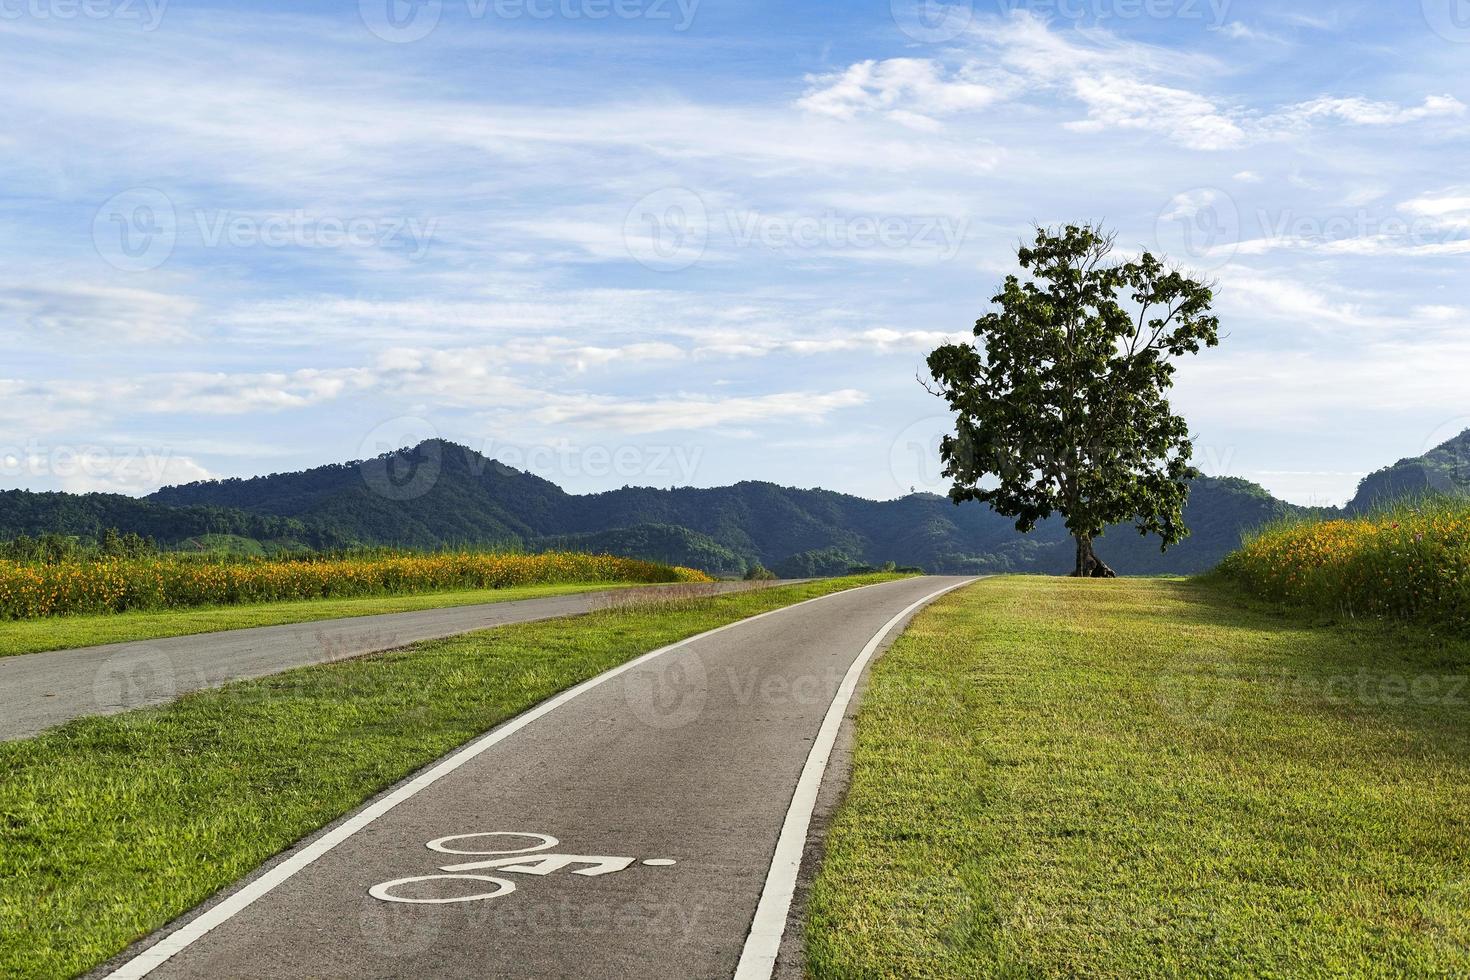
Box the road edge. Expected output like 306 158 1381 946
733 578 981 980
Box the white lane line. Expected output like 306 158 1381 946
101 577 927 979
733 578 978 980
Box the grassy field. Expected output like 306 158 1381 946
0 574 902 979
1222 497 1470 631
806 576 1470 977
0 580 654 658
0 549 708 621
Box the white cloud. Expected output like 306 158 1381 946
795 13 1464 152
1279 95 1465 127
528 389 869 434
1066 74 1247 150
1402 188 1470 231
0 282 198 342
797 58 1004 128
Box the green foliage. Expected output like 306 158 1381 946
0 528 154 563
1350 427 1470 511
743 563 778 581
0 551 706 621
1219 496 1470 631
533 523 747 578
926 224 1220 574
0 441 1313 577
771 547 858 579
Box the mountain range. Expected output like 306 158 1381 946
1 430 1466 576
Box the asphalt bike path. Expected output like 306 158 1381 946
96 575 976 979
0 581 773 741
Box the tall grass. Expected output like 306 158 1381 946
0 551 710 621
1219 496 1470 629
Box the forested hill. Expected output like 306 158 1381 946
137 439 1300 575
1 439 1313 575
1349 428 1470 511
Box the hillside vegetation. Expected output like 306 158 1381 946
1349 429 1470 511
1 441 1304 576
1221 497 1470 631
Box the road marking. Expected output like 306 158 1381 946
733 578 978 980
369 875 515 905
370 831 675 904
101 578 914 979
427 831 558 855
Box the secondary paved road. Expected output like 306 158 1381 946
0 581 777 742
96 575 975 980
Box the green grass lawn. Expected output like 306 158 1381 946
806 576 1470 978
0 580 659 658
0 574 900 979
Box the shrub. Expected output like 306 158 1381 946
1218 497 1470 630
0 550 710 621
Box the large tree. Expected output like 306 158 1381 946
925 224 1220 577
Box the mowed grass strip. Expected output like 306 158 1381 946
0 574 903 979
806 576 1470 978
0 580 653 658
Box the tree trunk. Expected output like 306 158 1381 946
1072 533 1117 578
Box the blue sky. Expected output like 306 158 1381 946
1 0 1467 506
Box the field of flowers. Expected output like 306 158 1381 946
0 551 711 620
1219 498 1470 629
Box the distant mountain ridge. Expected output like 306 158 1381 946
1349 429 1470 511
140 439 1301 575
7 431 1465 575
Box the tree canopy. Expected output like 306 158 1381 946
926 223 1220 576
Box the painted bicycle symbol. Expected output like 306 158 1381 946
369 832 678 905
